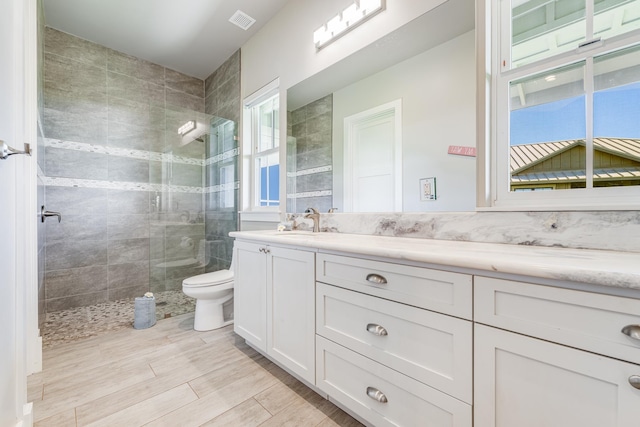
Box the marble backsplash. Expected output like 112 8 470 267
294 211 640 253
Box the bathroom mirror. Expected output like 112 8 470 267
286 0 476 213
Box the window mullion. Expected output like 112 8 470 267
585 56 594 189
586 0 594 42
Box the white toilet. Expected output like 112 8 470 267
182 260 234 331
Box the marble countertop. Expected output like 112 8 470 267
230 230 640 291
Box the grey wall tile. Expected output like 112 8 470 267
107 49 164 86
44 108 108 145
165 223 205 238
108 284 149 301
107 190 150 214
296 146 332 170
217 98 240 123
108 121 165 152
170 192 204 213
170 163 203 187
291 108 306 126
46 291 108 312
296 171 332 193
166 88 204 112
166 265 204 281
46 214 107 242
204 50 239 96
108 214 150 240
307 112 332 135
149 265 166 292
204 92 218 115
108 156 149 183
44 55 108 124
165 68 204 98
45 239 107 271
45 265 108 299
218 78 239 109
108 97 165 129
150 237 165 260
108 261 149 289
44 27 107 68
45 147 108 180
307 95 332 119
108 238 150 264
45 186 108 216
107 71 165 105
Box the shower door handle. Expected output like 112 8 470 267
41 206 62 223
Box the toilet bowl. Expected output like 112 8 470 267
182 267 234 331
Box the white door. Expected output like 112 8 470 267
344 100 402 212
1 0 38 425
475 324 640 427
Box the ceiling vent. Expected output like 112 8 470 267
229 10 256 30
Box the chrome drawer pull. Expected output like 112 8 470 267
366 323 388 336
629 375 640 390
366 273 387 285
621 325 640 340
366 386 388 403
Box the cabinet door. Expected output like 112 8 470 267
475 324 640 427
267 246 315 384
233 241 267 352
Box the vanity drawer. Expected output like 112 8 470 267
316 336 471 427
475 276 640 364
317 282 472 403
316 253 472 319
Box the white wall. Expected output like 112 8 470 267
333 31 477 212
241 1 449 99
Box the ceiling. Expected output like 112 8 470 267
42 0 291 80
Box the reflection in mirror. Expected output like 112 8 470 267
286 0 476 213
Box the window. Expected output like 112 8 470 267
243 80 280 210
485 0 640 209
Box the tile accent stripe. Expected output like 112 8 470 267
44 138 204 166
205 148 240 166
287 190 332 198
287 165 332 178
44 176 239 195
205 182 240 193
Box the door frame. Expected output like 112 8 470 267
3 0 41 424
343 99 402 212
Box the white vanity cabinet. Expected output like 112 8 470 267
474 276 640 427
315 253 473 427
233 240 316 384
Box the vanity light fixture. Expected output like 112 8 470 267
178 120 196 136
313 0 385 50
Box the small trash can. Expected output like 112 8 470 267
133 292 157 329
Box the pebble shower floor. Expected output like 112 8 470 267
42 290 196 348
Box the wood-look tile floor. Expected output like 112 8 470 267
28 313 363 427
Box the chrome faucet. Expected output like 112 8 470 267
304 207 320 232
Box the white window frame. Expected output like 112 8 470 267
242 78 280 212
479 0 640 210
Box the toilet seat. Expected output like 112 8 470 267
182 270 233 287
